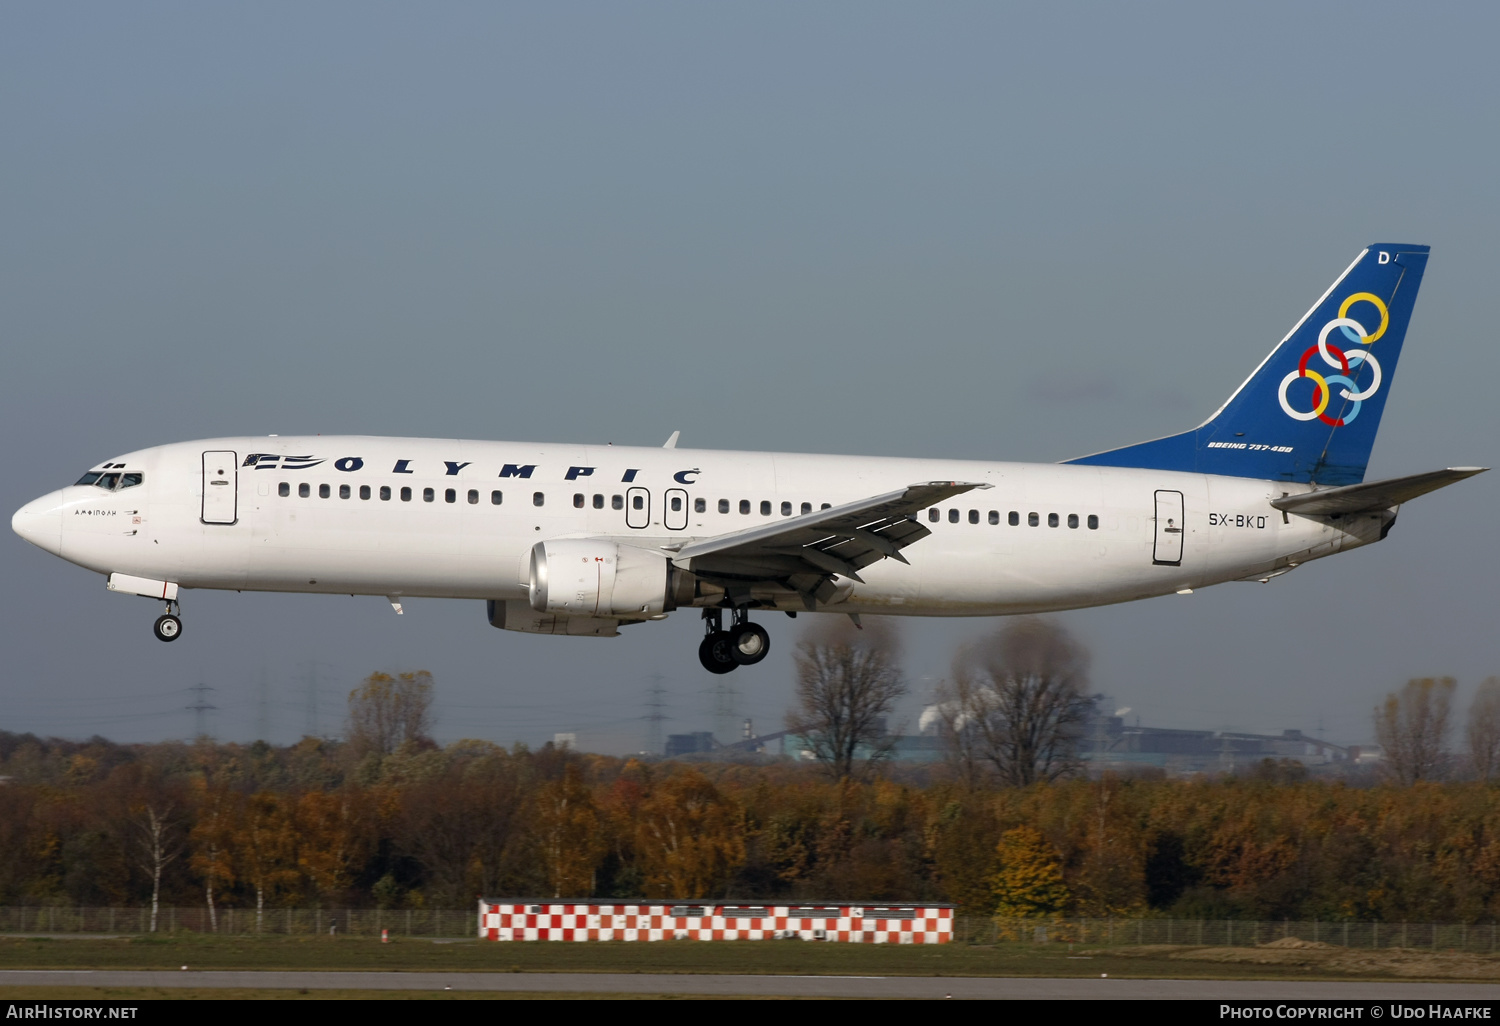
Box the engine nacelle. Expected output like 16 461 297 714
529 539 670 618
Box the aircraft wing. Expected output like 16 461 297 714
1270 467 1487 516
670 480 988 608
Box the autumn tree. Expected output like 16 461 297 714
949 617 1095 786
188 782 238 931
119 767 186 933
990 825 1069 919
397 744 529 904
1468 677 1500 782
235 791 299 929
536 763 604 898
347 671 435 760
1375 677 1455 784
635 769 745 898
786 618 906 780
295 790 366 904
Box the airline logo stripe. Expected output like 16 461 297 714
478 901 952 945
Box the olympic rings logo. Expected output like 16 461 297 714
1276 292 1389 427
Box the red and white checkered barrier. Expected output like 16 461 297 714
478 900 952 944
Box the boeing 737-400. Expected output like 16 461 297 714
11 243 1484 673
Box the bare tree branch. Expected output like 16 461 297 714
1374 677 1455 784
951 617 1095 787
785 617 906 780
1468 677 1500 782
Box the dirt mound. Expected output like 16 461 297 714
1094 941 1500 980
1260 937 1338 950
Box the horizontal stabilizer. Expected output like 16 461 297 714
1271 467 1487 516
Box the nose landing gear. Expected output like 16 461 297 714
152 601 182 643
697 608 770 673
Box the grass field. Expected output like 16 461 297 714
2 934 1499 984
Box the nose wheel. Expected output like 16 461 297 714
153 602 182 643
697 608 770 673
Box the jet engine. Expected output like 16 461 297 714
529 539 672 618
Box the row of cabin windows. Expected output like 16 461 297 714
279 482 835 517
928 508 1100 530
575 494 834 517
279 482 541 505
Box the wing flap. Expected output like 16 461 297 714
1271 467 1487 515
672 480 987 585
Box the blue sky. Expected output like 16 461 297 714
4 2 1498 751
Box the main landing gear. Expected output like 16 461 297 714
698 608 770 674
153 601 182 643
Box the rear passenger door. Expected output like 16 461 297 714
1152 489 1184 566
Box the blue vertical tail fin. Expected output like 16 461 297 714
1066 244 1430 485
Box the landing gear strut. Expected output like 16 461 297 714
153 601 182 643
697 608 770 673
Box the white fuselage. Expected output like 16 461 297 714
14 435 1387 619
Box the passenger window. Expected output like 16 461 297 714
574 493 585 508
718 499 730 514
1068 513 1079 529
75 472 103 486
1088 514 1099 530
339 484 351 499
612 494 623 510
360 485 371 500
468 489 479 504
491 490 502 505
821 503 831 510
1028 512 1039 527
380 486 391 501
1009 511 1019 526
760 500 771 516
100 473 121 490
948 509 959 523
120 473 143 489
423 488 434 502
780 501 791 516
988 510 999 525
279 482 290 497
299 483 311 498
401 487 412 502
444 488 456 503
320 484 331 499
632 495 643 510
1048 512 1059 528
801 502 811 515
593 494 604 509
671 496 683 512
969 509 979 524
695 498 706 513
534 492 546 507
929 508 939 522
740 500 751 515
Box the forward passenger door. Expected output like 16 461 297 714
201 451 238 525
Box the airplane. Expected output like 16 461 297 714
11 243 1485 674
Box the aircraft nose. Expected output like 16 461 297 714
12 491 64 556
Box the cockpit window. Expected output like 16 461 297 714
76 470 142 490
